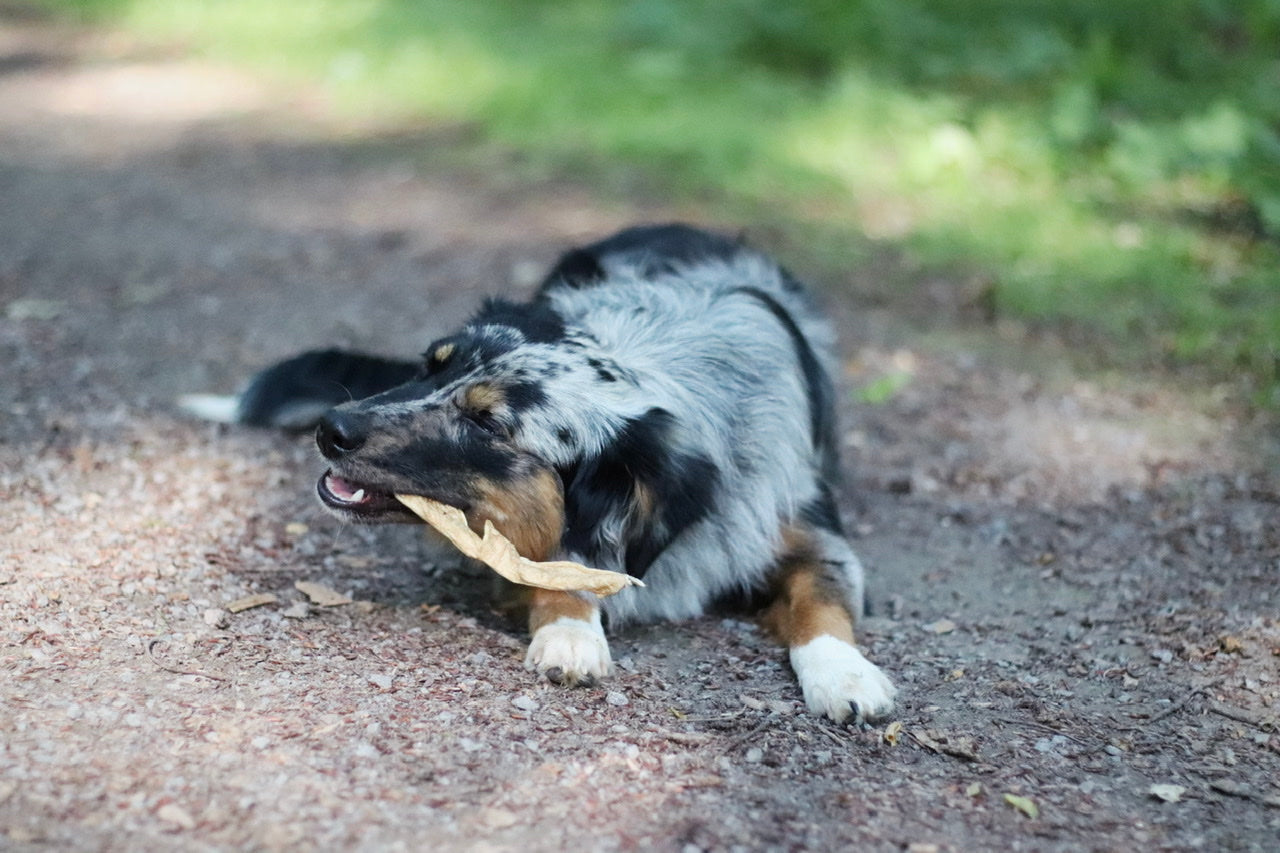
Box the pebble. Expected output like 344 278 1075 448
745 747 764 763
511 695 539 712
281 601 309 619
605 691 629 706
202 608 230 629
480 807 517 829
156 803 195 831
368 673 393 690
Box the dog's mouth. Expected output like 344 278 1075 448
317 470 406 518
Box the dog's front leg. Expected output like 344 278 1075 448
763 530 896 724
524 588 612 687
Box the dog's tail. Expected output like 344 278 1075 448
179 349 418 431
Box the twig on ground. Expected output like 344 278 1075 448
909 729 980 762
146 639 229 683
1207 701 1277 732
660 731 715 746
995 717 1093 749
717 716 775 757
813 724 852 748
1116 677 1226 730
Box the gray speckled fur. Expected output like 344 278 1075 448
525 251 851 625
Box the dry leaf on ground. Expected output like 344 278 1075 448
295 581 352 607
1003 794 1039 819
225 593 277 613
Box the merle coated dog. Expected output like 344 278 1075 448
186 224 896 723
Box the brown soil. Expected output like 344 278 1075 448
2 13 1278 853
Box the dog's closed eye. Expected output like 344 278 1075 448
457 384 511 438
462 407 504 437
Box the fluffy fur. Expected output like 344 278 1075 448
190 224 895 723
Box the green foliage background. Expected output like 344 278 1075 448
40 0 1280 400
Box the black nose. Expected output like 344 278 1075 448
316 410 368 459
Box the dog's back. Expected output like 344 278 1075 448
533 228 844 623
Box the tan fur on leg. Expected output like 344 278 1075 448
524 588 612 687
764 526 895 723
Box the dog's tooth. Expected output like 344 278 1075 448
351 489 366 503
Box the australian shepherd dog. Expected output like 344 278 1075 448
186 224 896 723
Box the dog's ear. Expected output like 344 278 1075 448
561 408 718 578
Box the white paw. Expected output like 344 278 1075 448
790 635 896 724
524 615 613 687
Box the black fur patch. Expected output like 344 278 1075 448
799 483 844 534
399 432 517 488
238 349 419 429
538 224 743 297
586 224 743 275
561 408 718 578
504 380 549 413
732 287 838 478
539 248 606 291
473 298 566 345
587 358 617 383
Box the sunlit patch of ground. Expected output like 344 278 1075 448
846 346 1246 506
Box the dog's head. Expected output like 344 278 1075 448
314 298 719 575
314 299 576 560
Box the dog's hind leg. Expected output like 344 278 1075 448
523 588 613 688
762 526 896 724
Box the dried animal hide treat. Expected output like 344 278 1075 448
396 494 642 597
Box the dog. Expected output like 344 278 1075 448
184 224 896 723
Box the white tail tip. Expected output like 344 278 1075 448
177 393 241 423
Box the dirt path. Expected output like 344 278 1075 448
2 13 1278 852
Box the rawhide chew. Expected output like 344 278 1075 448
395 494 642 597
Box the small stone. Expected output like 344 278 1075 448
511 695 539 712
156 803 196 830
480 807 517 829
744 747 764 763
924 619 957 634
1149 783 1186 803
368 673 393 690
281 601 309 619
605 691 629 707
202 608 230 629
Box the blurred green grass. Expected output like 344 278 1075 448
39 0 1280 401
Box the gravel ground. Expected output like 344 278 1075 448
2 14 1278 852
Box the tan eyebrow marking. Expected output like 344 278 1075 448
431 342 456 364
463 383 505 413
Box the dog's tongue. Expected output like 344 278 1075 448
324 473 368 503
